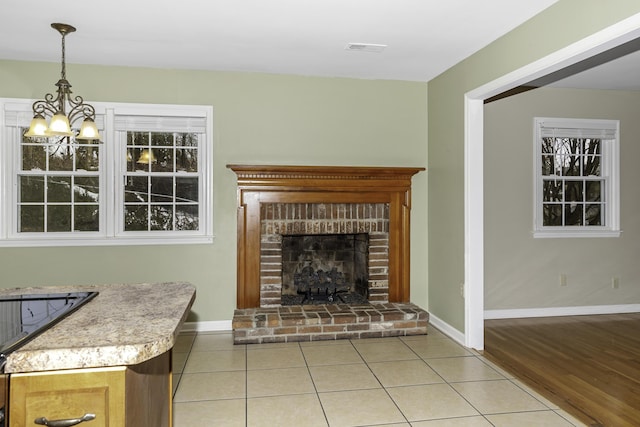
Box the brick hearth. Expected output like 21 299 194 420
232 302 429 344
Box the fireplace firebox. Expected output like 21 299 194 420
281 233 369 305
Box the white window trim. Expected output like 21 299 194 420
533 117 620 238
0 98 214 247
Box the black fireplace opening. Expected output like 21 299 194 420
281 233 369 305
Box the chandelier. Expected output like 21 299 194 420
24 23 101 141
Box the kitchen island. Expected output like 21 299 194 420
1 282 196 427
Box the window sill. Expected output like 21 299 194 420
0 235 215 248
532 230 621 238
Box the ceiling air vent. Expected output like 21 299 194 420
345 43 387 53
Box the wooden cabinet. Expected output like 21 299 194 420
9 351 171 427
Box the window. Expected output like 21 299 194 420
1 99 213 246
533 117 620 238
122 131 199 233
18 136 101 233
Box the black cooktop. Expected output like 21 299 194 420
0 291 98 357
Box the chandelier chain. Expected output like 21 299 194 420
60 31 67 81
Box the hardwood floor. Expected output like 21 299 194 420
484 314 640 427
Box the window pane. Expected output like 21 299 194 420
177 133 198 147
75 177 100 203
564 203 584 226
47 205 71 231
563 153 581 176
22 144 47 170
552 137 568 154
543 204 562 226
151 205 173 230
151 133 173 147
176 148 197 172
47 176 71 202
20 176 45 203
585 204 603 226
74 205 99 231
176 205 198 230
125 176 149 202
583 143 601 176
152 148 175 173
19 205 44 232
48 144 75 171
129 132 149 147
564 181 583 202
586 181 601 202
583 138 601 155
151 176 174 202
541 137 555 154
75 145 100 171
124 205 148 231
176 177 198 203
583 155 601 176
542 180 562 202
128 148 155 172
541 155 554 176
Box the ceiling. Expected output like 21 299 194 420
1 0 560 83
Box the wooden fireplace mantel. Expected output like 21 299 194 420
227 164 425 308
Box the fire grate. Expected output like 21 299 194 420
282 288 369 306
286 265 368 305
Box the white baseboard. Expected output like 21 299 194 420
485 304 640 320
180 320 232 333
427 313 466 347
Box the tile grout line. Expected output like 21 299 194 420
354 337 416 425
244 342 248 426
298 341 332 427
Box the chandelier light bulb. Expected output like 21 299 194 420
23 115 49 137
48 112 73 136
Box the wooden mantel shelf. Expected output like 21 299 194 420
227 164 424 179
227 164 425 309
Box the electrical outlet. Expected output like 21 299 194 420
559 274 567 287
612 277 619 289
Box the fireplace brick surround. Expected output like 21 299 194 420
228 165 427 343
260 202 390 306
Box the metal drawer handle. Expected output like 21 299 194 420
34 413 96 427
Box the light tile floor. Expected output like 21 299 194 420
172 326 586 427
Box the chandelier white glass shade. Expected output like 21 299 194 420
24 23 101 141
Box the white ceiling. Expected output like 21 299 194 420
1 0 560 83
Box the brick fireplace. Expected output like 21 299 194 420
228 164 428 343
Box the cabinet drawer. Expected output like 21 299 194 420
10 367 126 427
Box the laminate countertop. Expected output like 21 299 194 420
1 282 196 373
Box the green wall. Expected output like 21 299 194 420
0 62 428 323
427 0 640 332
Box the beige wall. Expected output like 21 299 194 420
428 0 640 332
484 87 640 309
0 61 428 322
